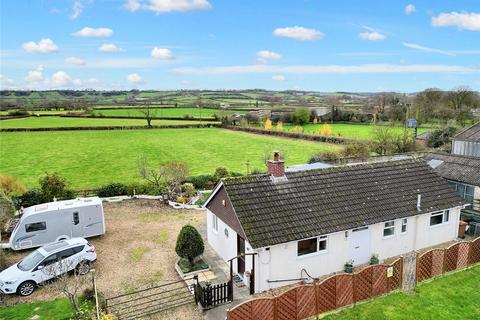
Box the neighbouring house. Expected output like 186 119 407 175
451 122 480 157
424 152 480 236
204 153 466 294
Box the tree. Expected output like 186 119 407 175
140 105 156 127
175 225 204 267
292 107 310 125
44 259 91 320
264 118 272 130
138 155 189 196
39 173 75 202
213 167 229 183
427 126 458 148
0 175 26 197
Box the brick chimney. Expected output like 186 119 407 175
268 151 285 177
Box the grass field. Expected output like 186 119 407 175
0 116 217 128
322 264 480 320
0 128 342 188
283 123 429 140
93 107 245 118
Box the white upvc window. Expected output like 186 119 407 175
212 214 219 232
383 221 395 237
297 235 328 257
430 210 450 226
401 218 408 233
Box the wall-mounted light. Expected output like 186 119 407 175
345 231 349 239
222 199 226 207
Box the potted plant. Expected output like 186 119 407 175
344 260 354 273
370 254 379 265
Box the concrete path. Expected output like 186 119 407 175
199 223 251 320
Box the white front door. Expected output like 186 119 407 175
349 227 371 265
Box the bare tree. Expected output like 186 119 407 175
138 155 189 196
140 104 156 127
44 259 91 319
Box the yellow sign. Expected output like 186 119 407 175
387 267 394 278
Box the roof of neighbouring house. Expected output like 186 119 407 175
424 152 480 186
453 122 480 142
220 159 465 248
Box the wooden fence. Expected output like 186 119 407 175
227 258 402 320
417 237 480 283
194 277 233 309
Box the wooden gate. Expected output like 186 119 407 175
194 276 233 309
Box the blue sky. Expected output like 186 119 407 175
1 0 479 92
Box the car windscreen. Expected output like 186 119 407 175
17 250 45 271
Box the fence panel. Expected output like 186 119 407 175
316 276 336 313
252 299 275 320
431 249 445 277
335 274 354 308
457 242 470 269
372 265 388 296
276 287 297 320
417 251 433 282
444 243 459 273
229 301 252 320
296 286 316 320
354 267 373 302
469 238 480 264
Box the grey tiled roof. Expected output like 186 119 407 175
223 160 465 248
454 122 480 142
424 152 480 186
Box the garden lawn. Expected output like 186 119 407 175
321 264 480 320
93 107 244 118
0 128 342 189
283 123 428 141
0 116 217 128
0 298 92 320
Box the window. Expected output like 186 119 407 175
72 246 84 255
212 214 219 232
25 222 46 233
73 212 80 225
297 235 328 256
430 210 449 226
383 221 395 237
40 254 58 267
57 248 75 261
297 237 317 256
448 181 475 204
318 236 328 251
401 219 408 233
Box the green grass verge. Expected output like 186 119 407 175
0 116 217 128
321 264 480 320
93 107 244 118
283 123 428 140
0 128 342 189
0 298 93 320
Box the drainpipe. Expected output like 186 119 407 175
413 194 421 251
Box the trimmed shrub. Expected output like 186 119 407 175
343 143 370 159
39 173 75 202
7 110 29 116
97 183 129 197
181 183 196 197
309 151 342 163
175 225 204 267
213 167 229 184
185 174 214 190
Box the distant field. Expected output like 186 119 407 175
93 107 245 118
0 128 342 188
283 123 429 140
0 116 216 129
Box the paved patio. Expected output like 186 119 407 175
198 224 251 320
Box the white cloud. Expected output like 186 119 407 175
0 75 15 89
85 77 99 84
256 50 282 62
124 0 141 11
151 47 174 59
126 0 211 14
48 71 76 87
71 0 84 20
65 57 86 66
25 65 45 82
405 4 416 15
358 32 386 41
402 42 455 56
22 38 59 53
273 26 324 41
171 64 479 75
432 12 480 31
127 73 144 84
272 75 286 81
98 43 124 52
72 27 113 37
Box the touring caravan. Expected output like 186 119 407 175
3 197 105 251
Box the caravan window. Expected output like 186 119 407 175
73 212 80 225
25 222 46 233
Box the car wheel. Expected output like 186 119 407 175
76 261 91 275
17 281 36 296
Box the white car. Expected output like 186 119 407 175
0 238 96 296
